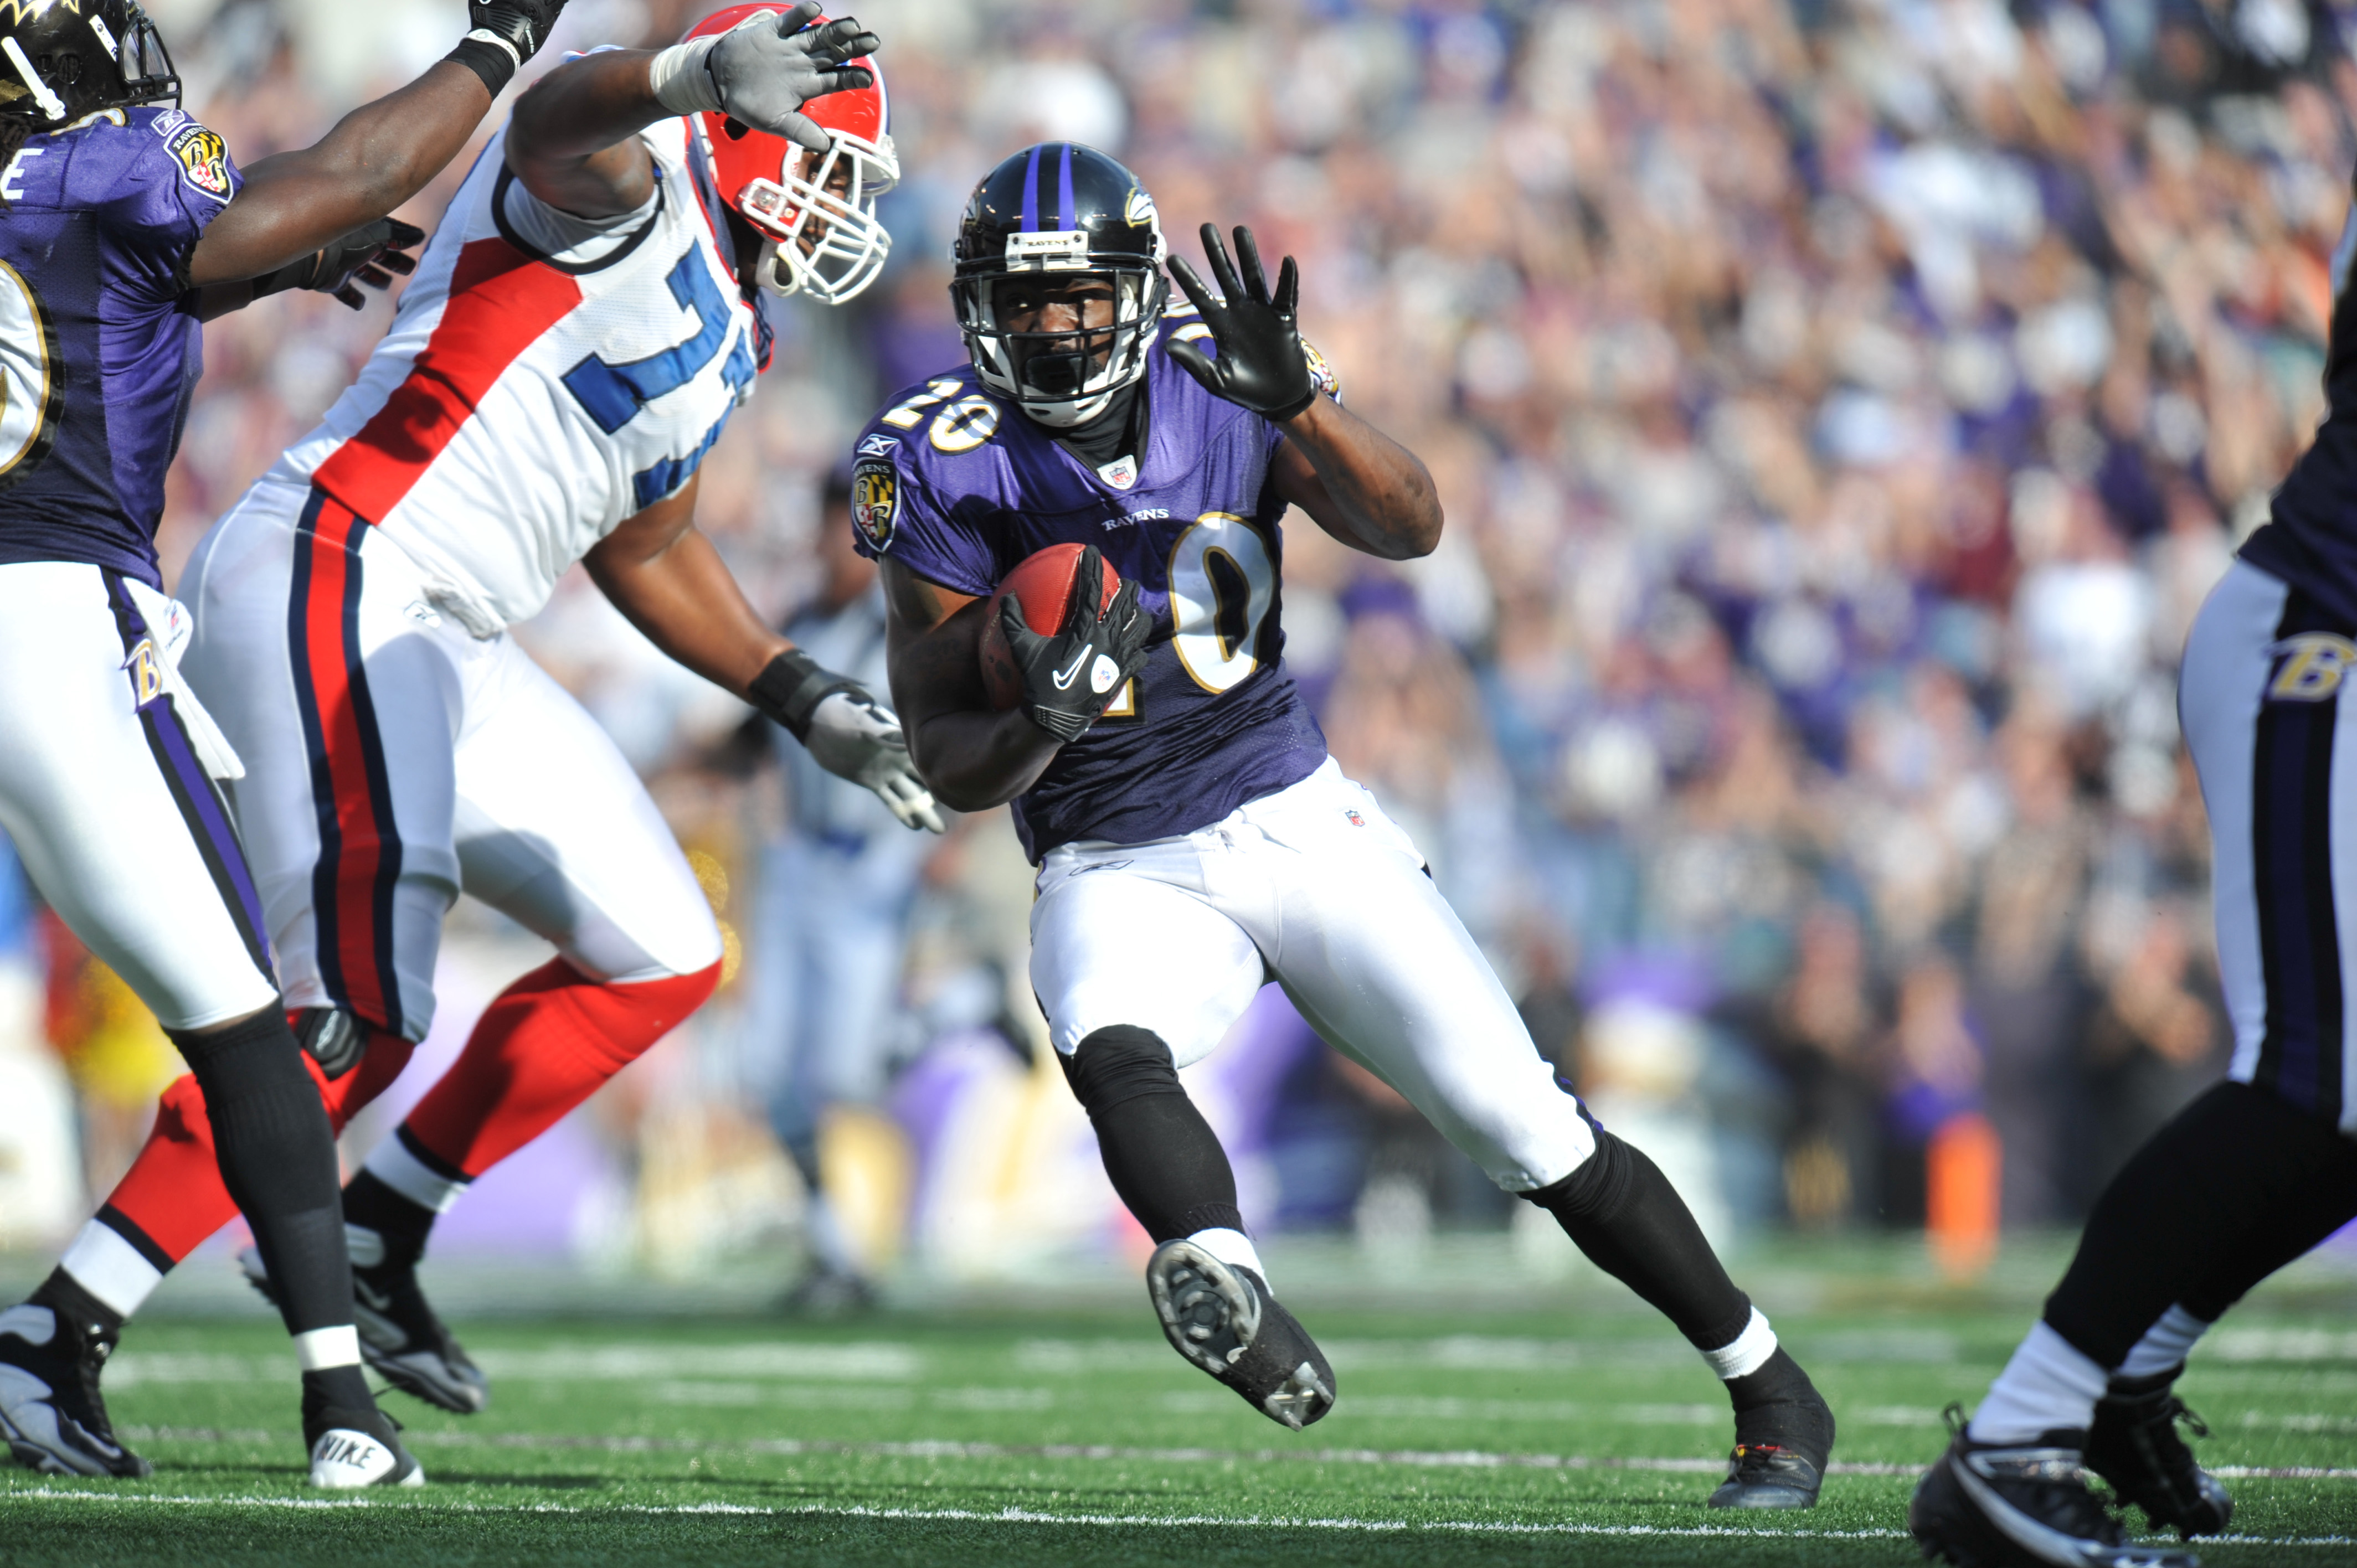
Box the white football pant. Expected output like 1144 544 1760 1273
1030 757 1595 1192
179 477 722 1042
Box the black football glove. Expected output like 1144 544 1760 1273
468 0 570 66
1166 224 1319 422
250 219 424 310
1000 546 1151 742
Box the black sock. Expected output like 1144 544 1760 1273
31 1266 122 1341
1524 1129 1752 1352
1726 1347 1835 1454
168 1009 354 1339
2046 1082 2357 1368
301 1365 378 1425
1062 1028 1244 1244
341 1167 436 1272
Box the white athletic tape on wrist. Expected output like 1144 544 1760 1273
647 36 723 116
60 1220 166 1321
293 1324 362 1371
461 27 522 70
1700 1306 1778 1380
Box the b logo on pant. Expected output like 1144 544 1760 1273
2268 632 2357 702
124 639 164 706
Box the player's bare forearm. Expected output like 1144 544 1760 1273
881 560 1061 809
186 63 491 286
1272 397 1442 561
584 488 791 700
506 49 666 219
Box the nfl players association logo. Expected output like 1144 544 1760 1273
166 122 233 202
2267 632 2357 702
851 457 897 550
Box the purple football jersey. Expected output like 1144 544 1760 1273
0 106 241 586
852 313 1330 860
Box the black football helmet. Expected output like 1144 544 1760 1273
0 0 179 128
951 142 1167 428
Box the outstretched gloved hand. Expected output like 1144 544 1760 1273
1165 223 1320 422
649 1 881 154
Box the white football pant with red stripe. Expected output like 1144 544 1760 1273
178 473 723 1043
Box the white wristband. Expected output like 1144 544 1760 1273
647 36 722 116
461 27 522 70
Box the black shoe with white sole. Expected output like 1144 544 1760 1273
242 1246 488 1415
1146 1240 1335 1431
0 1301 150 1479
1911 1415 2199 1568
303 1400 425 1489
2086 1370 2233 1540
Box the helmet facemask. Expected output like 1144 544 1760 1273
955 261 1166 429
735 129 898 303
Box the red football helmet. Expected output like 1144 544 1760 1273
681 4 896 303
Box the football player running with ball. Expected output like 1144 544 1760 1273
0 4 937 1464
1910 198 2357 1568
0 0 573 1488
859 143 1836 1508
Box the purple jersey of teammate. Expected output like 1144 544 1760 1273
0 106 241 586
850 308 1331 860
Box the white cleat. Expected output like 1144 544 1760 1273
307 1413 425 1489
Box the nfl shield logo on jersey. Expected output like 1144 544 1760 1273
1097 455 1139 491
851 458 897 550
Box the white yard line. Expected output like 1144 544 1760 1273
111 1424 2357 1481
3 1486 2353 1548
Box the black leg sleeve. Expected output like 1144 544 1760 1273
1062 1026 1244 1243
1523 1127 1753 1354
2046 1082 2357 1367
169 1008 356 1338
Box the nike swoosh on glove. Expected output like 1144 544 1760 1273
1165 224 1320 421
467 0 570 66
652 0 880 154
804 689 945 833
999 546 1152 744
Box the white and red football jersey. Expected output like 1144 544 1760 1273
270 116 760 632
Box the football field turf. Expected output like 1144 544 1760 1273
3 1244 2353 1566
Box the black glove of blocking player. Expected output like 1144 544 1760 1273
253 218 424 310
1000 547 1151 742
446 0 571 95
1166 224 1319 422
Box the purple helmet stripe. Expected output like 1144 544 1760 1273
1020 143 1043 232
1057 143 1076 235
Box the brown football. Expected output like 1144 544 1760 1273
978 544 1123 711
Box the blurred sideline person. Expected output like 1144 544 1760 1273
749 472 939 1309
0 5 940 1463
1910 202 2357 1565
0 0 575 1488
863 143 1836 1508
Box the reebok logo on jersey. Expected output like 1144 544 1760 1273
1051 642 1094 692
2268 632 2357 702
856 433 900 457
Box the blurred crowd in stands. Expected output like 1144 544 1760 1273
4 0 2347 1276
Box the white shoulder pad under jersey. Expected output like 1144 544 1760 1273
274 116 759 631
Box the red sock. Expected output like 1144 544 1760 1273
101 1025 415 1264
400 958 718 1178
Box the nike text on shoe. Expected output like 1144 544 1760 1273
1910 1416 2199 1568
242 1247 488 1415
2086 1373 2233 1540
306 1405 424 1489
1146 1240 1335 1431
0 1302 151 1479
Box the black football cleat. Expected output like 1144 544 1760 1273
303 1399 424 1489
2086 1370 2233 1540
1911 1411 2199 1567
0 1300 151 1478
1708 1350 1834 1509
242 1244 488 1415
1146 1240 1334 1431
